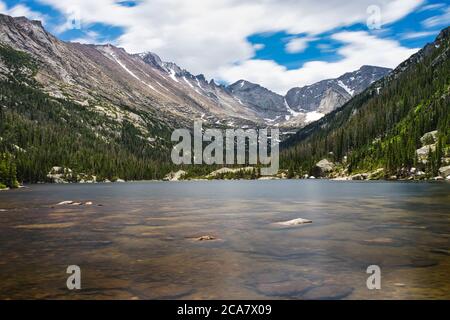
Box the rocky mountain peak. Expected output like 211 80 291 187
285 65 391 114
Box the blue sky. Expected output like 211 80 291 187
1 0 449 93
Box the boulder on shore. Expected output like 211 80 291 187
416 144 436 164
313 159 334 177
163 170 187 181
207 167 254 178
47 166 73 183
420 130 438 145
438 166 450 178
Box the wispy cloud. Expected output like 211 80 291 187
418 3 446 12
401 30 439 39
422 7 450 28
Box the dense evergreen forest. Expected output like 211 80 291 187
281 27 450 179
0 44 175 187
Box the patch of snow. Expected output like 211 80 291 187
183 77 194 88
284 98 301 117
168 69 179 82
155 81 169 92
109 52 162 94
338 80 354 96
236 98 244 105
305 111 325 123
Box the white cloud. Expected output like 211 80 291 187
219 31 419 94
422 7 450 28
253 43 265 51
36 0 423 92
418 3 446 12
285 36 317 54
0 1 46 24
69 31 101 44
401 30 439 39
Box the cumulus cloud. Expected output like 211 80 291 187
35 0 422 92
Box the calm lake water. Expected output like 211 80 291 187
0 180 449 300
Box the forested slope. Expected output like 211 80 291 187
281 27 450 179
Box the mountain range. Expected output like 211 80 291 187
0 14 390 129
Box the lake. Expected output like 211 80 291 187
0 180 449 299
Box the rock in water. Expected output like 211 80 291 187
276 218 312 226
56 201 74 206
256 279 314 297
302 285 353 300
196 235 216 241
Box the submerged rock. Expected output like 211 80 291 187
364 238 394 244
276 218 312 226
256 279 314 297
302 284 353 300
196 235 217 241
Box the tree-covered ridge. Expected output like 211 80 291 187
281 27 450 179
0 44 176 185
